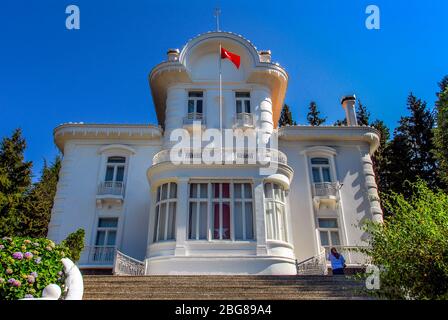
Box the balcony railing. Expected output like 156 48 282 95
152 148 288 166
312 182 339 197
97 181 125 197
82 246 116 266
183 112 205 126
234 112 254 127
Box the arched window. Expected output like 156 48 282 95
153 182 177 242
310 157 332 183
264 182 287 242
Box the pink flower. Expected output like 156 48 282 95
6 268 13 275
27 275 35 284
24 252 33 260
12 252 23 260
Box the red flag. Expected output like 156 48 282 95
221 47 240 69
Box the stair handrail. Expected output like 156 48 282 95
296 246 328 275
113 250 146 276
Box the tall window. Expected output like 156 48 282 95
318 218 341 248
154 182 177 242
235 92 251 114
213 183 231 240
189 183 208 240
105 156 126 183
310 157 332 183
95 218 118 248
187 182 254 241
234 183 254 240
264 182 287 242
188 91 204 114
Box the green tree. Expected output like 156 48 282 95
278 104 296 127
356 99 371 126
433 75 448 188
386 93 438 194
0 129 32 236
21 156 62 237
333 119 347 126
306 101 326 126
61 228 85 262
361 180 448 299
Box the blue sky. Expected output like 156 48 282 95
0 0 447 179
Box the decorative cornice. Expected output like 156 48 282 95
278 125 381 154
54 123 163 153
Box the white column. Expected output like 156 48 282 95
254 178 268 255
164 86 186 148
252 87 273 144
362 153 383 223
175 177 189 256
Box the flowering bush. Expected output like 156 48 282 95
0 237 68 300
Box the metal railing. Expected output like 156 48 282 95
97 181 125 197
84 246 116 265
152 148 288 166
312 182 339 197
113 250 146 276
183 112 205 126
234 113 254 127
296 247 328 275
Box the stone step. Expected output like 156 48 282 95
82 275 371 300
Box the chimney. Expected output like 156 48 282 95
167 48 180 62
259 50 271 63
341 95 358 126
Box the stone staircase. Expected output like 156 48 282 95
83 275 373 300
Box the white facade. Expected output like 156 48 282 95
48 32 382 275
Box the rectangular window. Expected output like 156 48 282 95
188 182 254 241
188 91 204 115
104 156 126 183
95 218 118 246
318 218 341 248
310 157 332 183
235 92 251 114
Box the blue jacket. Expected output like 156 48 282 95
328 253 345 270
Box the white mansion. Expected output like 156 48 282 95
47 31 382 275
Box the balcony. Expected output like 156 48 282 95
80 246 116 268
152 148 288 166
234 113 254 128
96 181 125 207
183 112 206 131
312 182 340 210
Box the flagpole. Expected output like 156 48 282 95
219 43 223 162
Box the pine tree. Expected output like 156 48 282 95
306 101 326 126
333 119 347 126
433 75 448 188
21 156 61 237
386 93 438 195
356 99 371 126
278 104 296 127
0 129 33 235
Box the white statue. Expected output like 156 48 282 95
61 258 84 300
